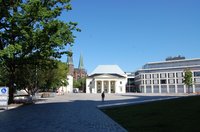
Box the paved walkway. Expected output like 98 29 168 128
0 93 186 132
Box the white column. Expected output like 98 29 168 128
108 80 111 93
144 74 146 93
192 72 195 93
183 85 186 93
109 81 112 93
158 73 161 93
193 84 195 93
166 72 169 93
174 72 178 93
151 73 153 93
101 80 103 93
95 80 97 93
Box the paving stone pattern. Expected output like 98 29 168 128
0 93 185 132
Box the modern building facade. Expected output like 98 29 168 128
86 65 127 94
125 72 138 92
135 58 200 93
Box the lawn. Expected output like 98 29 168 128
102 95 200 132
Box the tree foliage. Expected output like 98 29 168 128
73 77 86 92
183 68 193 93
41 60 68 92
0 0 80 103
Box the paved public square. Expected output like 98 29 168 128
0 93 186 132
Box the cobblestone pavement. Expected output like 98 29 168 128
0 93 186 132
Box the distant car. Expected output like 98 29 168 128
73 88 79 93
14 95 33 104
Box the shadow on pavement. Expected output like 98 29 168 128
0 94 185 132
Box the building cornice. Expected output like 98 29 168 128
138 65 200 71
146 58 200 65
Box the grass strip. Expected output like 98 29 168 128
102 95 200 132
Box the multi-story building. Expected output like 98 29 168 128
125 72 139 92
135 58 200 93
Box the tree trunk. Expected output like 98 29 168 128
188 85 190 94
8 72 15 104
8 64 16 104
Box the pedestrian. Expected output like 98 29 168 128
101 91 105 102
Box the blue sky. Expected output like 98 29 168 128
60 0 200 73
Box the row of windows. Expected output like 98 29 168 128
141 85 185 89
141 79 184 85
141 85 200 89
137 71 200 80
194 72 200 77
141 78 200 84
141 72 184 79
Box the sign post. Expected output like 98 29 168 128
0 87 9 110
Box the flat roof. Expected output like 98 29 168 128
146 58 200 65
138 65 200 71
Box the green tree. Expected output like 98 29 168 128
0 0 80 103
73 80 81 89
15 60 68 95
41 60 68 92
183 68 193 93
0 65 8 86
73 77 86 92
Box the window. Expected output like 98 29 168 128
153 80 159 84
169 85 175 88
195 78 200 83
160 73 166 78
146 85 152 93
177 79 183 84
168 73 174 78
146 74 151 79
153 74 158 78
146 80 151 84
153 85 159 93
120 81 122 84
194 72 200 77
160 79 166 84
176 72 183 77
168 79 175 84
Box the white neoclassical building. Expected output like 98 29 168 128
86 65 127 94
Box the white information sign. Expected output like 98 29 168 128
0 87 9 109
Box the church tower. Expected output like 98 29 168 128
67 48 74 76
73 54 87 81
78 54 84 69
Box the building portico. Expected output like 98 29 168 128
95 79 116 93
86 65 127 94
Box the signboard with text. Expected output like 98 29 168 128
0 87 9 109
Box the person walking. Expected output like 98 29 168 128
101 91 105 102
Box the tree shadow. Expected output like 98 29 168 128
0 94 183 132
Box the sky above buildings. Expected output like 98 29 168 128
60 0 200 74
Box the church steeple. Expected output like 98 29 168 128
67 48 73 65
78 54 84 69
67 48 74 76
